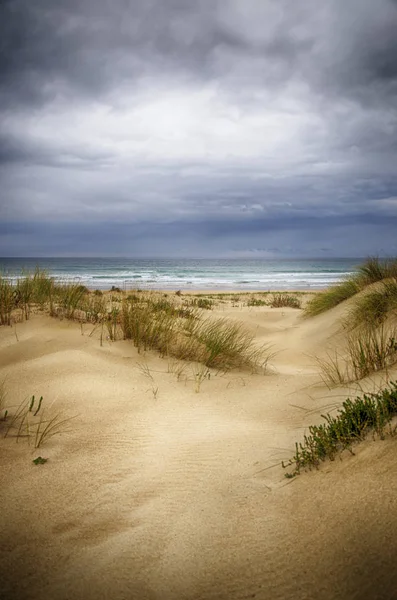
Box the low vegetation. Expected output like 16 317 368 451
317 325 397 387
304 279 360 317
269 293 301 309
247 293 301 308
1 393 73 448
283 381 397 477
305 257 397 318
304 257 397 384
0 269 272 373
347 278 397 329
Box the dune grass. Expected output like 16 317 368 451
347 278 397 329
304 257 397 318
2 393 74 448
317 324 397 387
269 293 301 309
0 270 273 372
186 316 272 371
184 297 214 310
283 381 397 477
304 279 360 317
0 277 15 325
356 256 397 285
119 294 271 371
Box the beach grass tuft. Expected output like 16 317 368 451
347 279 397 330
269 293 301 309
317 324 397 386
0 276 15 325
305 257 397 318
304 279 360 317
2 392 74 448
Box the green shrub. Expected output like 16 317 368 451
283 381 397 477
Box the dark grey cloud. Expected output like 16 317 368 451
0 0 397 256
2 0 397 109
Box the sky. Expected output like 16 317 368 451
1 0 397 258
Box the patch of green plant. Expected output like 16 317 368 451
270 293 301 309
247 298 268 307
283 381 397 477
33 456 48 465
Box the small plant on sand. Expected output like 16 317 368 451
184 297 214 310
347 326 397 381
136 361 159 398
3 394 74 448
317 325 397 386
316 351 348 388
56 283 89 320
105 307 120 341
167 358 188 381
247 298 268 307
283 381 397 477
191 363 211 393
33 456 48 465
0 277 16 325
270 293 301 309
187 316 271 372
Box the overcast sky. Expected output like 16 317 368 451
1 0 397 258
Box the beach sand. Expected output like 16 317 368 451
1 294 397 600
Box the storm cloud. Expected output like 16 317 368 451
1 0 397 256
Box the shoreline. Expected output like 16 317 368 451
98 286 321 294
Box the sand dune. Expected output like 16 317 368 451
1 300 397 600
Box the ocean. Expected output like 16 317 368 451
0 257 362 291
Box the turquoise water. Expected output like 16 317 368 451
0 257 362 291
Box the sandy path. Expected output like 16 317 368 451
1 307 397 600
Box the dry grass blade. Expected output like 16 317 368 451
34 411 75 448
0 276 16 325
315 324 397 386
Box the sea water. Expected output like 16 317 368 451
0 257 362 291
